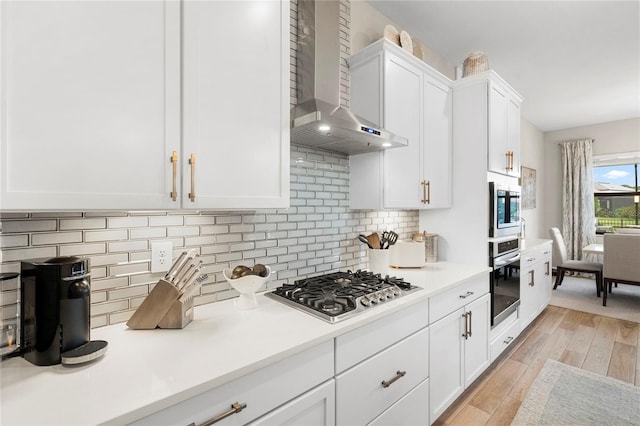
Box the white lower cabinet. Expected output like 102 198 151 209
428 277 490 422
369 379 429 426
489 310 522 363
520 242 553 328
130 340 334 426
249 380 335 426
336 327 429 426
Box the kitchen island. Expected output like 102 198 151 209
1 262 490 425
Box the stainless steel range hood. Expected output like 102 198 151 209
291 0 408 155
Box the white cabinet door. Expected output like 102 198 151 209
182 0 289 210
382 55 422 209
0 0 180 210
488 80 521 178
249 380 335 426
369 378 429 426
464 293 491 387
507 97 521 177
422 78 452 209
348 40 452 210
488 82 509 175
429 307 465 421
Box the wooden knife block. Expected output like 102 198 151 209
126 279 193 330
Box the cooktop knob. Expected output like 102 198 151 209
360 297 371 307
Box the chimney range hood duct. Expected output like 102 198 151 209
291 0 408 155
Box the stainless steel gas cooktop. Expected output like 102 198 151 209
265 270 421 323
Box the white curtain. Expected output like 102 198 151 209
560 139 596 260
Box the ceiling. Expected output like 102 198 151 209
367 0 640 132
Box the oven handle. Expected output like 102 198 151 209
494 253 521 267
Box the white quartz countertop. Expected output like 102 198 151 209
0 261 490 426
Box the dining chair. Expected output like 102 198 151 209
549 227 603 297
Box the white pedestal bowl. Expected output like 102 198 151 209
223 266 271 310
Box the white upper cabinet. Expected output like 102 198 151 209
182 0 289 210
0 1 180 210
487 78 522 177
348 39 452 210
0 0 289 211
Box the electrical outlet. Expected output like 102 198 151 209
151 241 173 273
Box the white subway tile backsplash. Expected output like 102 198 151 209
2 220 57 233
0 234 28 249
107 216 149 229
149 215 184 227
108 240 148 253
60 218 106 230
2 246 56 262
86 229 128 242
31 231 83 246
129 228 165 240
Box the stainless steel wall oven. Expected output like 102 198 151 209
489 238 521 328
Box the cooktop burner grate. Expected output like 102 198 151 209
265 270 421 323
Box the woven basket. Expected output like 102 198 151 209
462 51 489 77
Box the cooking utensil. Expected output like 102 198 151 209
386 231 399 247
366 232 381 249
171 251 196 285
359 234 374 249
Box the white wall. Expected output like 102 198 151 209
520 118 546 239
542 117 640 233
350 0 455 79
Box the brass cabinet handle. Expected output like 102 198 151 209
187 402 247 426
468 310 472 338
545 261 550 276
529 269 535 286
421 180 427 204
505 151 514 171
425 180 431 204
461 312 469 339
381 370 406 388
170 151 178 201
188 153 196 202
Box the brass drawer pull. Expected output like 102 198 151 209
381 370 406 388
504 336 514 345
189 153 196 202
170 151 178 201
188 402 247 426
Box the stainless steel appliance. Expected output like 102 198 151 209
489 182 521 238
489 238 521 328
265 270 421 323
290 0 408 154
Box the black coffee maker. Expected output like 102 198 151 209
20 256 106 366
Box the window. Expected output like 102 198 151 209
594 159 640 231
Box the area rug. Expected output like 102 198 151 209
549 276 640 323
512 359 640 425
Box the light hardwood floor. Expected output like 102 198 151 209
433 305 640 425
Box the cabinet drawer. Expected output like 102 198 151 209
131 340 334 426
521 243 551 268
336 327 429 426
429 277 488 323
490 315 521 363
368 379 429 426
335 299 428 373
